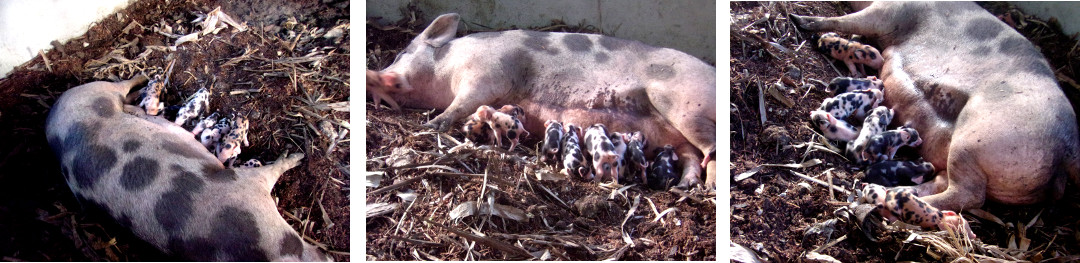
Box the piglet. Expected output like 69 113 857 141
541 120 564 164
560 123 590 180
498 104 527 126
583 124 620 183
848 106 894 164
647 145 679 190
174 87 210 126
809 110 859 141
44 76 329 261
818 89 883 120
137 74 166 116
461 113 492 144
609 132 629 184
624 131 648 185
474 105 528 150
190 112 219 138
858 183 975 239
216 114 250 166
366 69 410 111
865 160 936 187
865 127 923 163
826 76 883 96
818 32 884 77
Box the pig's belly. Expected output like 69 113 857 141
883 38 1075 204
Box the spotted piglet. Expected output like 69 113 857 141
647 145 679 190
609 132 630 184
826 76 883 96
541 120 564 164
624 131 648 185
817 32 884 77
560 123 590 180
498 104 527 126
864 127 923 163
818 89 883 120
461 113 492 144
583 124 620 183
809 110 859 141
475 105 529 150
137 74 166 116
44 76 329 261
216 114 250 166
858 183 975 239
173 87 210 126
848 106 894 163
865 160 936 187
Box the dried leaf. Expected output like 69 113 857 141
449 201 527 221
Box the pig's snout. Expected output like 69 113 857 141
379 71 412 93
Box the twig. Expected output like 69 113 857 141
668 188 704 204
40 50 52 72
757 81 767 125
415 215 535 259
789 170 850 195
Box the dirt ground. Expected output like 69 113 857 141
365 6 717 261
731 2 1080 262
0 0 349 261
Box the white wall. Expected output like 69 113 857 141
367 0 717 64
0 0 134 78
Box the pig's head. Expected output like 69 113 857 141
564 123 581 140
592 150 620 182
378 13 460 99
901 127 923 146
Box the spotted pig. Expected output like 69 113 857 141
137 74 166 116
474 105 528 150
560 123 589 180
848 106 894 163
216 114 250 166
374 13 716 190
858 183 974 239
498 104 527 126
173 87 209 127
818 32 884 77
461 112 492 144
818 89 883 121
44 76 329 261
865 160 936 187
864 127 922 163
541 120 564 164
809 110 859 141
625 131 648 185
827 76 883 96
647 145 679 190
793 1 1080 214
583 124 620 183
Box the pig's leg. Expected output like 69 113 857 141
237 153 305 193
918 142 986 212
422 78 508 132
790 2 912 39
673 144 704 188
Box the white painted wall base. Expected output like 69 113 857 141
0 0 134 78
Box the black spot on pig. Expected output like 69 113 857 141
563 34 592 52
208 207 269 261
121 156 159 191
123 140 141 152
280 231 303 258
599 36 630 51
595 52 609 63
92 97 116 117
155 175 205 234
963 18 1002 41
73 145 117 189
645 64 675 80
507 130 517 140
601 142 614 151
523 31 559 55
998 36 1040 59
206 168 237 182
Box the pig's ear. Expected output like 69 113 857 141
421 13 460 48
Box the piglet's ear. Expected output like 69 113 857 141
942 211 957 216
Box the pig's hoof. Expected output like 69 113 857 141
789 14 820 31
423 119 452 132
675 175 702 189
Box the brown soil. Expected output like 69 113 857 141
731 2 1080 262
365 7 716 261
0 0 350 261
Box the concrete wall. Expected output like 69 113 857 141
1011 2 1080 38
367 0 717 64
0 0 135 78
